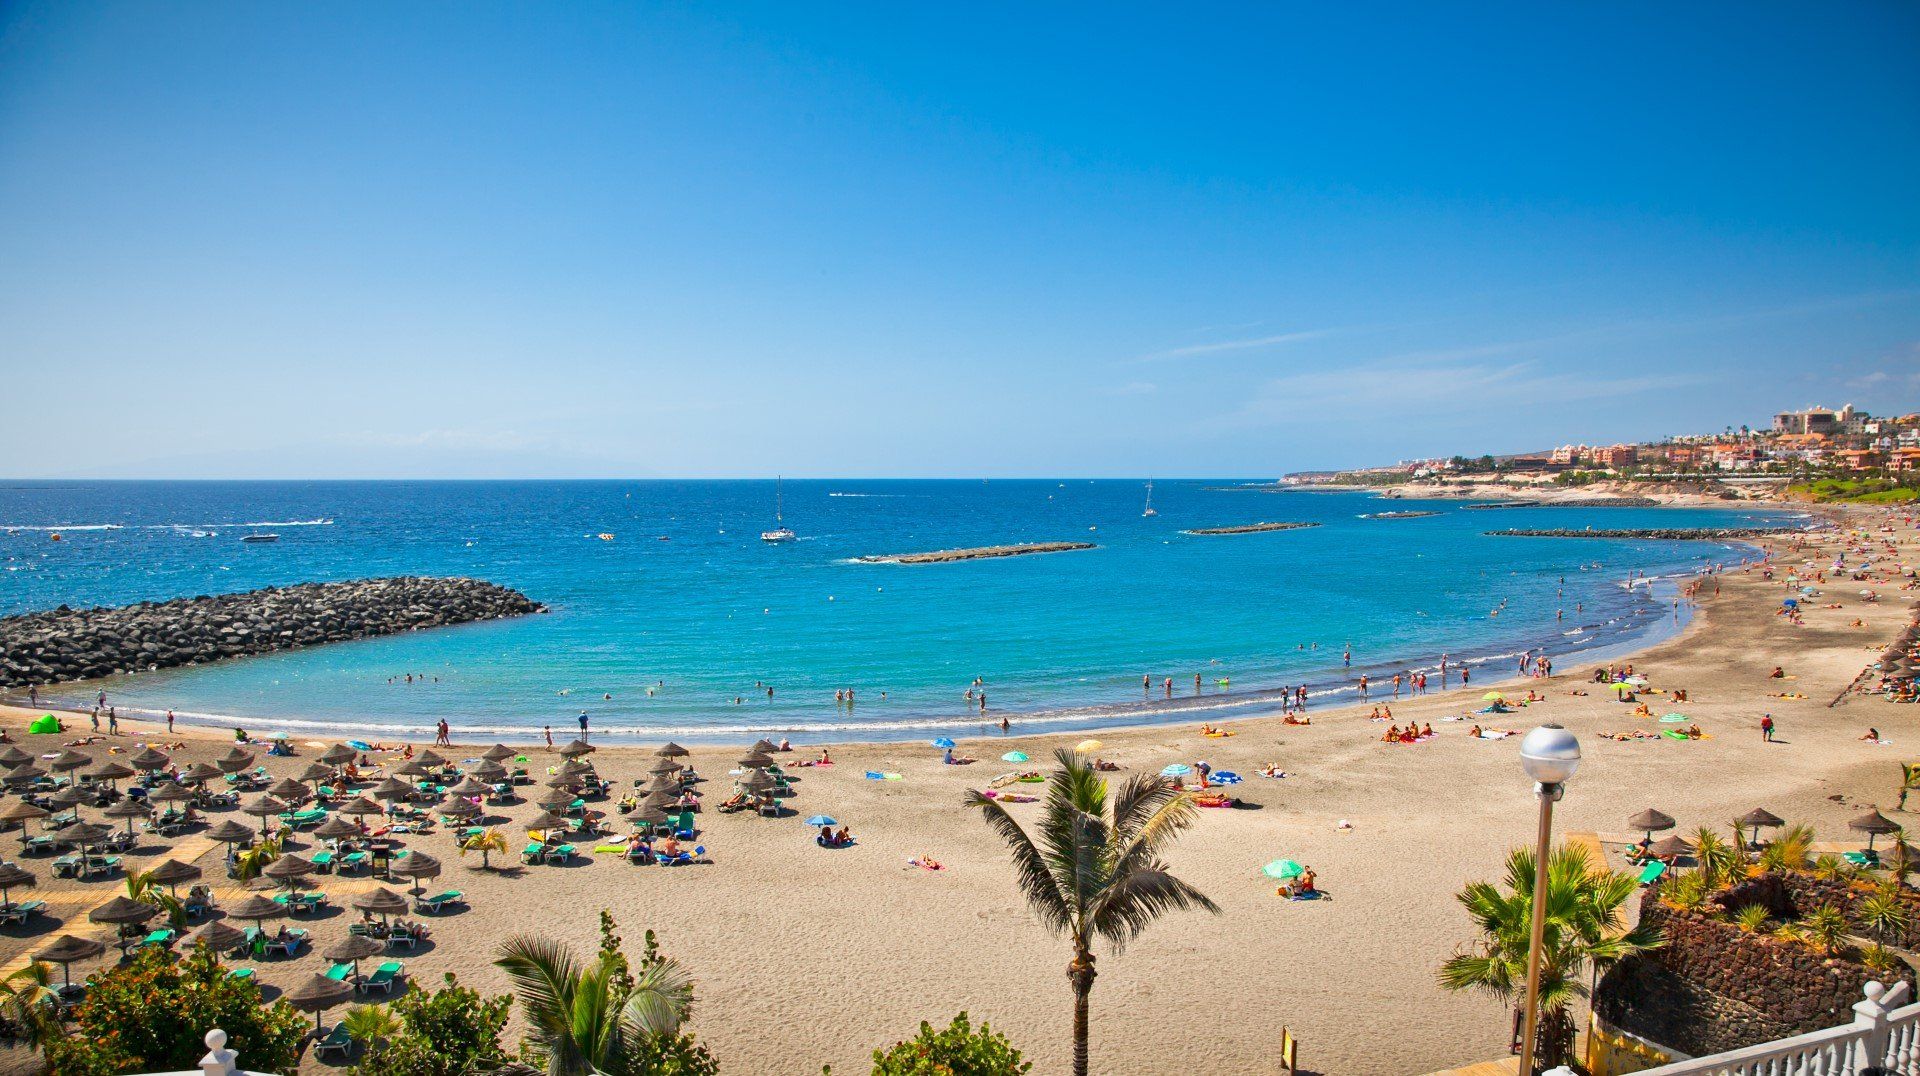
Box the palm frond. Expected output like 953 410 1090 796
966 790 1072 935
1089 866 1219 951
618 954 695 1039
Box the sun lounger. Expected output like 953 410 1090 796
313 1024 354 1061
415 890 465 914
0 900 46 924
228 967 255 982
266 928 308 955
338 851 369 873
324 962 355 982
50 854 80 878
141 928 177 949
309 850 335 872
521 841 546 864
360 960 404 994
1638 860 1668 886
1845 850 1880 868
545 843 576 863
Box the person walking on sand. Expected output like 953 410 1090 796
166 710 175 734
1761 714 1775 743
578 711 589 739
543 725 554 749
27 686 36 708
107 707 118 735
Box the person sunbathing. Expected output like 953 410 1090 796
660 836 681 857
834 826 851 846
1863 728 1882 742
1092 758 1121 771
1382 725 1401 742
1283 714 1311 725
1468 725 1483 738
1420 723 1433 738
817 825 835 845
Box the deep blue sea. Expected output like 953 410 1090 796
0 480 1797 743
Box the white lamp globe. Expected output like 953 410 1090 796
1519 724 1581 787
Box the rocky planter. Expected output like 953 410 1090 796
0 577 544 687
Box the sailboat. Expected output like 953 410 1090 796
760 477 796 542
1142 480 1158 517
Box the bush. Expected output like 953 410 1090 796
44 944 306 1075
350 973 513 1076
870 1013 1031 1075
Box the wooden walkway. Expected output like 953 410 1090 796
1419 1057 1518 1076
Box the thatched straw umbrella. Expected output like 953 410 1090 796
1627 808 1676 844
216 747 256 773
389 851 441 895
63 823 112 863
446 776 490 798
0 862 35 909
373 777 414 803
262 853 315 893
88 760 136 789
536 791 576 812
49 750 91 775
393 760 434 780
205 819 255 861
320 744 357 766
227 892 287 932
559 759 596 780
1852 810 1901 853
103 797 151 838
129 747 171 773
648 758 682 777
416 750 449 769
482 744 517 762
285 972 356 1029
324 933 385 980
558 739 595 759
470 760 508 784
146 858 202 897
267 777 311 804
148 782 195 808
33 934 105 990
335 795 386 818
737 752 775 770
179 762 222 785
634 805 670 832
239 794 289 836
1648 835 1693 860
296 761 333 785
313 816 362 843
524 811 567 840
189 919 248 956
3 765 46 789
437 796 480 820
751 739 780 755
0 747 32 769
89 894 158 949
0 800 48 849
655 742 689 758
351 887 408 920
1737 808 1786 843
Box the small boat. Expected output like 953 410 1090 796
1142 479 1158 517
761 477 796 543
596 533 615 541
240 533 279 543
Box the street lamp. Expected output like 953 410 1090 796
1517 724 1581 1076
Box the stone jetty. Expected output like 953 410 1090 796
856 542 1096 564
1488 527 1799 540
0 577 544 687
1182 522 1320 536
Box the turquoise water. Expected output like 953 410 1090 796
0 480 1793 742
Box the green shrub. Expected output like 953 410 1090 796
870 1013 1031 1075
1733 903 1771 932
350 973 512 1076
44 944 305 1075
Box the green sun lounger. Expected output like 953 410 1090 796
415 890 464 914
313 1024 353 1061
361 960 404 994
547 844 576 862
309 850 335 871
339 851 369 872
1638 860 1667 885
228 967 255 981
522 842 546 863
325 962 355 982
141 928 177 948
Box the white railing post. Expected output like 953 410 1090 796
198 1028 238 1076
1853 980 1910 1073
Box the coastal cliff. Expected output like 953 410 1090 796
0 577 544 687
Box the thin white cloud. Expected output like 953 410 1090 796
1138 328 1338 361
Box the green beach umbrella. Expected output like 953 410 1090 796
1661 713 1688 723
1609 683 1636 694
1262 859 1305 881
1001 751 1028 763
1481 692 1506 702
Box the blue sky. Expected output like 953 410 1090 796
1 3 1916 478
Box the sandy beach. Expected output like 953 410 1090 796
1 511 1914 1075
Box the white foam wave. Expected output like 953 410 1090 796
1 523 124 532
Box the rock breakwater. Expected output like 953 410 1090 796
0 577 543 687
856 542 1096 564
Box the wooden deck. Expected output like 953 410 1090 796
1419 1057 1519 1076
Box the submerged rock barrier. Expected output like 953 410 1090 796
0 577 544 687
1488 527 1798 540
856 542 1096 564
1182 522 1320 536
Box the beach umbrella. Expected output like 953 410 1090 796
227 892 287 932
645 777 681 797
394 760 434 779
104 797 150 837
179 762 223 785
49 786 89 810
296 761 333 784
482 744 517 762
543 773 582 791
0 862 35 909
751 739 781 754
352 887 409 918
373 777 414 801
205 819 255 857
0 801 48 851
64 823 112 855
445 776 491 797
216 748 256 773
89 895 158 937
536 791 576 811
417 750 449 768
523 810 567 835
1852 810 1901 852
146 858 202 897
189 919 248 955
49 750 91 774
437 796 480 819
738 752 775 769
267 777 311 803
324 933 384 979
263 854 316 896
558 739 595 758
1627 809 1676 843
648 758 682 776
470 760 508 782
89 760 136 785
1075 739 1103 753
3 765 45 788
320 744 357 766
33 934 105 990
1211 771 1243 785
738 771 775 793
1481 692 1507 702
1261 859 1305 881
1002 751 1029 764
313 816 362 842
390 851 441 894
149 782 194 805
1607 682 1635 694
559 759 596 779
655 742 690 758
1737 808 1785 834
1648 836 1693 859
931 738 956 750
335 795 386 817
129 747 171 772
803 815 838 827
634 805 670 828
0 747 32 769
285 972 356 1029
239 794 289 835
1160 763 1192 777
643 789 680 809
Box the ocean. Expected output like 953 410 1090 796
0 480 1795 743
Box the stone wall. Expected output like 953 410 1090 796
1595 879 1916 1057
0 577 544 687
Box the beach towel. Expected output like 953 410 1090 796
1660 730 1691 741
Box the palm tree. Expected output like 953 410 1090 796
461 829 509 871
339 1003 399 1058
494 935 694 1076
0 962 58 1057
965 748 1218 1076
1439 843 1663 1074
233 832 283 884
1897 764 1920 811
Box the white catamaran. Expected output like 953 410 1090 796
1142 479 1158 517
761 477 796 542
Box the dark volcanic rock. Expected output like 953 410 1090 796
0 577 544 688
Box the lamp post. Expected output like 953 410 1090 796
1517 723 1581 1076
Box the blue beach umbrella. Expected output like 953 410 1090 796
1211 771 1242 785
932 738 956 750
1002 751 1029 763
1161 763 1192 777
803 815 837 827
1261 859 1304 881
